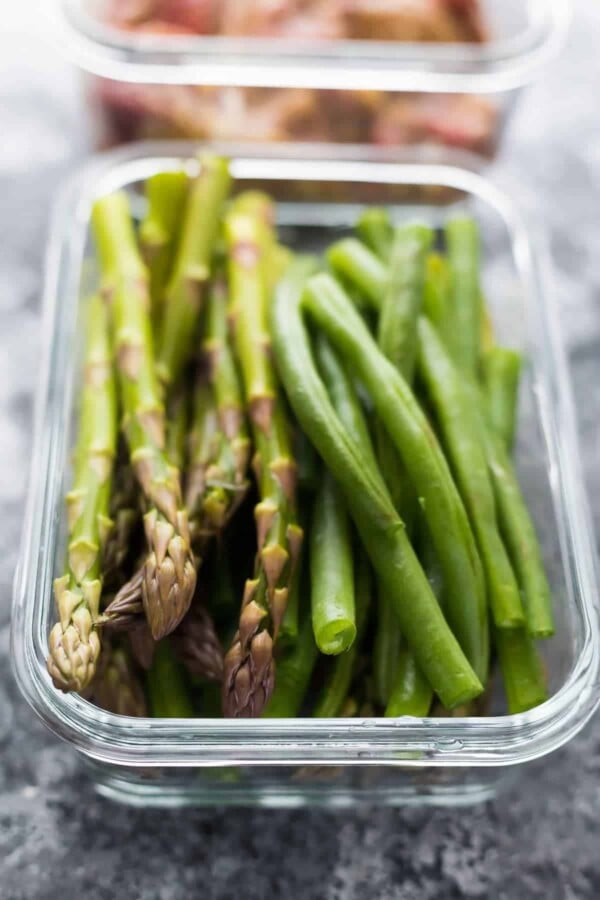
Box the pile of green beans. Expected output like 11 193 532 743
310 211 551 716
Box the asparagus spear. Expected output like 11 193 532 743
278 498 308 649
221 209 302 717
164 381 225 683
47 293 117 693
92 192 196 641
204 272 251 475
209 542 239 629
196 272 251 538
230 190 275 224
172 604 224 683
102 446 141 594
139 170 188 329
127 620 156 671
186 378 222 548
146 639 195 718
104 586 222 701
145 383 228 681
100 393 193 640
100 572 144 632
156 155 231 390
229 191 292 293
90 638 147 717
165 386 190 471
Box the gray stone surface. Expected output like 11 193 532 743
1 3 600 898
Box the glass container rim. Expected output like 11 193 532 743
45 0 571 93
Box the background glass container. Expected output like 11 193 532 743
47 1 570 154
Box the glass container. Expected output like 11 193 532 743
12 142 599 807
46 1 570 155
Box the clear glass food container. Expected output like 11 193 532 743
12 142 600 808
47 1 571 156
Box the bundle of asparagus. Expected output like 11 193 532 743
47 160 552 721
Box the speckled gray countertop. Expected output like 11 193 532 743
2 4 600 898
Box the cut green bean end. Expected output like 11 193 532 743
314 620 357 656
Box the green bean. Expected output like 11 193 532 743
295 428 320 493
374 224 433 704
385 652 433 718
486 431 554 637
480 294 495 355
324 238 543 642
314 653 356 719
452 358 551 639
418 515 445 603
199 681 222 717
314 552 372 718
427 229 552 638
494 627 547 714
480 343 549 708
423 253 453 349
326 238 387 307
482 347 522 452
315 332 401 703
477 342 552 637
314 335 379 477
385 519 441 717
373 585 403 706
376 225 432 518
417 317 524 629
316 343 400 703
301 273 488 683
314 331 410 703
444 217 481 377
271 261 483 708
356 208 394 261
310 471 356 655
378 225 433 385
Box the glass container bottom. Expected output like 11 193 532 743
85 759 518 808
